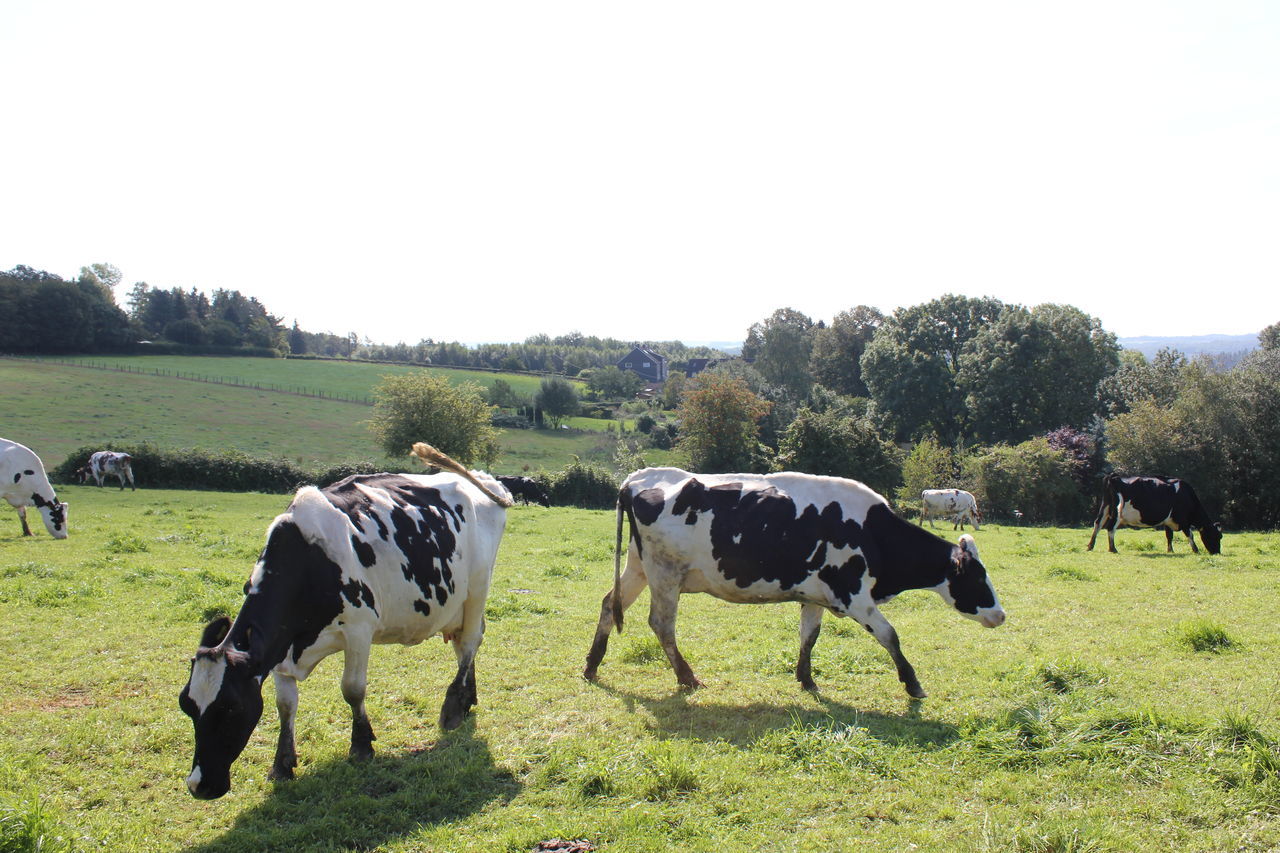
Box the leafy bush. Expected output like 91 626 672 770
53 445 387 493
544 458 618 509
963 438 1089 523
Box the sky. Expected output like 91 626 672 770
3 1 1277 346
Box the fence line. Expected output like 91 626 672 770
7 356 375 406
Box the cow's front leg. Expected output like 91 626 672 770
583 551 649 682
341 643 375 760
647 576 702 690
269 672 299 780
1185 529 1199 553
16 506 32 537
795 603 824 691
855 608 925 699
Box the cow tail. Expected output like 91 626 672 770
410 442 514 508
613 488 627 633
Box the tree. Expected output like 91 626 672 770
861 294 1006 442
774 407 900 496
808 306 884 397
676 371 771 472
586 365 643 400
536 377 580 428
897 436 960 506
742 307 816 397
368 373 500 466
962 438 1086 523
288 321 308 355
1097 347 1187 417
1259 321 1280 351
958 303 1119 444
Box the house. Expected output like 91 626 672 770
617 346 668 383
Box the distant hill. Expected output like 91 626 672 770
1117 333 1258 359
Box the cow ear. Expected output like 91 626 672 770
200 616 232 649
956 534 979 560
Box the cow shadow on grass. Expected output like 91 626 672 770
182 719 518 853
593 682 959 751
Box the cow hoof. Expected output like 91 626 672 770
798 678 818 693
582 668 599 683
906 685 927 700
349 744 375 762
268 763 296 781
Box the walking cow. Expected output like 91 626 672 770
1 437 68 539
583 468 1005 699
920 489 981 530
180 444 512 799
78 451 136 490
1087 473 1222 555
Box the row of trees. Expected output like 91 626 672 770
682 303 1279 529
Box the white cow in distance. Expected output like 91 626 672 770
1 437 69 538
921 489 981 531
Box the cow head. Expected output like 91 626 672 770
937 534 1005 628
74 465 91 484
179 617 265 799
1199 523 1223 555
33 494 69 539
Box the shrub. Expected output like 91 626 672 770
1178 619 1238 653
545 458 618 509
774 407 902 496
963 438 1088 523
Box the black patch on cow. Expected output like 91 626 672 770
319 473 465 618
13 472 21 483
631 487 666 526
341 577 377 611
860 503 996 613
666 477 867 594
351 534 376 568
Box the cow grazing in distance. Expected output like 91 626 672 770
583 468 1005 699
920 489 981 530
78 450 136 490
1087 473 1222 555
180 443 512 800
496 475 551 507
1 437 69 539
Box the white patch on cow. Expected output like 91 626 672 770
186 765 202 794
188 656 228 715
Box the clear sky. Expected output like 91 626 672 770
3 1 1277 345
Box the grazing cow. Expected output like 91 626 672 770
920 489 981 530
78 450 136 490
583 468 1005 698
496 475 551 507
180 443 512 800
1 437 69 539
1087 473 1222 555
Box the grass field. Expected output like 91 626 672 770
0 358 647 475
2 486 1278 852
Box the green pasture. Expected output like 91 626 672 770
0 359 632 475
2 486 1278 852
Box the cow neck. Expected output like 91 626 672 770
863 504 955 597
224 520 339 679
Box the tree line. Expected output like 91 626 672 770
675 297 1279 530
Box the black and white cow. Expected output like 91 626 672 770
180 446 511 800
1087 473 1222 555
920 489 981 530
78 450 136 490
496 475 551 507
1 437 69 539
583 468 1005 698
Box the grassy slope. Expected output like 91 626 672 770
2 489 1278 852
0 358 636 475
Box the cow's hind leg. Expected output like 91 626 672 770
341 640 376 759
583 550 649 681
1086 504 1111 551
647 573 702 690
795 603 824 691
441 591 487 730
269 672 299 780
852 608 925 699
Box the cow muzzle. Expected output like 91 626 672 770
186 766 230 800
980 609 1006 628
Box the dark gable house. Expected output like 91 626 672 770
618 345 668 383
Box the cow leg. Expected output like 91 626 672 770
1184 529 1199 554
583 550 649 681
647 577 702 690
340 642 376 760
268 672 299 781
1165 528 1176 553
852 608 925 699
794 603 824 691
16 506 32 536
1086 506 1109 550
441 592 487 730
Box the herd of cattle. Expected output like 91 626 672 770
1 435 1225 799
